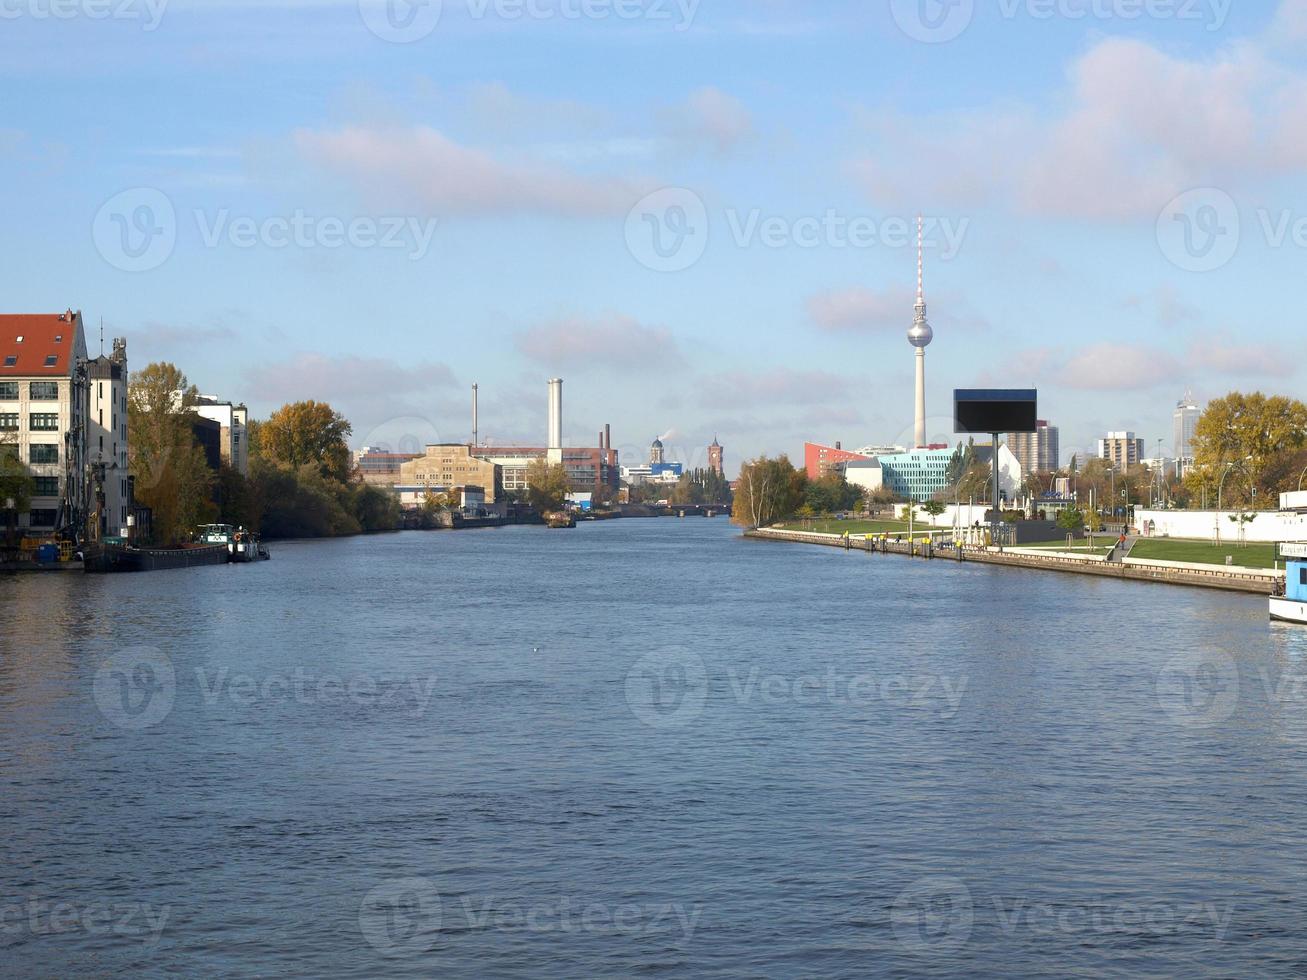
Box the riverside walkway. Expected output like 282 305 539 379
745 527 1280 596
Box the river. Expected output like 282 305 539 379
4 518 1307 977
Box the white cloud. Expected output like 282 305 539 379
698 368 855 408
805 285 912 332
295 125 644 216
246 352 460 434
515 314 685 369
848 33 1304 221
666 86 756 154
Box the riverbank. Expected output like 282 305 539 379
745 527 1281 595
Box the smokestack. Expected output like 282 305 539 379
548 379 563 456
605 423 611 454
472 383 479 447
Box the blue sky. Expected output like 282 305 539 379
3 0 1304 475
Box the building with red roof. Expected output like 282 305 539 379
0 310 90 535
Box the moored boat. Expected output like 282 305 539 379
83 541 229 573
85 525 269 573
1271 543 1307 623
544 511 576 529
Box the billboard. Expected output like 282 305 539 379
954 389 1038 434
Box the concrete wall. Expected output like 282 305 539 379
895 503 992 527
1136 508 1307 543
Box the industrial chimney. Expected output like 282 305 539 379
471 383 479 447
547 379 563 463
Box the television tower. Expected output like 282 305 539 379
907 215 934 449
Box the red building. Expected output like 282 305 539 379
708 437 724 476
804 442 871 481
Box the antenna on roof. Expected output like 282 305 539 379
99 317 104 357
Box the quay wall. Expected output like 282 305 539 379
1137 508 1307 543
745 528 1278 596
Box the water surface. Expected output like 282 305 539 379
4 519 1307 977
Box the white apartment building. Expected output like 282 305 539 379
88 338 132 538
194 395 249 475
0 311 89 534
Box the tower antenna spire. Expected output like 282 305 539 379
907 213 934 449
917 214 924 306
99 316 104 357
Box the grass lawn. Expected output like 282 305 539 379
774 519 943 536
1128 539 1280 570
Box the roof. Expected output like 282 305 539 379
0 311 84 377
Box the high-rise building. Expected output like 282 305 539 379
1173 392 1201 474
907 216 934 448
0 310 90 536
1008 420 1060 474
708 437 724 476
1097 431 1145 469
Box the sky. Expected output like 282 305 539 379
3 0 1306 476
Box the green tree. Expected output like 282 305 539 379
0 436 34 545
128 362 216 545
804 473 860 515
1056 507 1085 532
732 455 806 527
259 400 353 482
920 500 947 524
526 459 570 513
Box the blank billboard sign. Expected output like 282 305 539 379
954 389 1038 434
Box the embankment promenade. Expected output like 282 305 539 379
745 527 1280 596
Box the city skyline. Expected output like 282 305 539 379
4 2 1303 473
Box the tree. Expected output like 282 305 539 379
526 459 570 513
259 401 353 482
943 441 975 497
1187 391 1307 507
0 436 34 546
128 362 216 545
956 461 992 500
1056 507 1085 532
732 455 805 527
920 500 948 524
669 473 706 506
804 473 861 515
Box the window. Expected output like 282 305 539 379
0 413 15 431
29 444 58 465
27 509 57 527
43 355 57 367
29 413 58 431
29 382 58 400
0 382 15 399
33 477 59 496
1300 568 1306 587
2 356 14 367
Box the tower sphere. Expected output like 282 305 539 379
908 316 933 348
